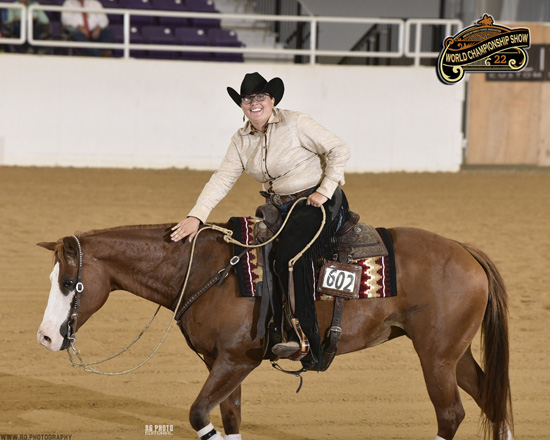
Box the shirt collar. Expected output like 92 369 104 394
242 108 281 134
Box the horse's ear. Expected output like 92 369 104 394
37 242 57 251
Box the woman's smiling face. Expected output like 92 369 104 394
241 94 275 130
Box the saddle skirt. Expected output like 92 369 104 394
229 210 397 300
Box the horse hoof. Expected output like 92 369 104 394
272 341 300 358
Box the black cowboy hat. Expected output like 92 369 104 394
227 72 285 107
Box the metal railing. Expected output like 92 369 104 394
339 23 397 66
249 0 313 61
405 18 463 66
0 2 26 44
0 3 462 65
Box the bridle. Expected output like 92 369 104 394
67 235 84 350
64 233 167 374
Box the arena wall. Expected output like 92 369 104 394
0 55 465 172
466 23 550 166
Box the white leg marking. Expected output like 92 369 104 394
224 435 242 440
434 436 446 440
37 263 75 351
196 423 224 440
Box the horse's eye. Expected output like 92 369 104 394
63 280 74 288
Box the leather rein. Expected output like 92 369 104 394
173 249 248 324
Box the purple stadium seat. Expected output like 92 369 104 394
158 16 189 27
120 0 152 8
175 27 208 43
109 24 143 43
100 0 119 8
208 28 244 62
110 23 123 41
107 14 123 25
141 25 176 43
131 15 157 26
191 17 220 29
109 24 145 57
101 0 122 24
186 0 219 28
174 26 210 60
185 0 216 12
151 0 185 10
151 0 189 26
141 25 179 59
208 28 241 45
40 0 64 23
190 15 220 29
119 0 157 26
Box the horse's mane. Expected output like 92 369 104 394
77 222 231 239
49 222 231 266
52 241 68 267
48 224 177 266
78 223 176 238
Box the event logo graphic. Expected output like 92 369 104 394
437 14 530 85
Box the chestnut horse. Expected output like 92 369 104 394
36 223 512 440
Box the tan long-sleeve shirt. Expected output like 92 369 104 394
188 108 350 222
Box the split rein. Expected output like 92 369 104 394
67 197 326 375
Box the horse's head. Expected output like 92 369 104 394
36 236 110 351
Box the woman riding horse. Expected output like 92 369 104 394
170 72 351 368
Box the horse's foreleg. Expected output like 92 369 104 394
189 355 258 439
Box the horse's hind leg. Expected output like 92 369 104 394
456 346 483 407
419 355 465 440
457 347 514 440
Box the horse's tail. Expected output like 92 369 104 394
462 243 513 440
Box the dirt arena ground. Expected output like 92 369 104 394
1 166 549 440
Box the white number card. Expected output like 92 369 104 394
317 262 362 299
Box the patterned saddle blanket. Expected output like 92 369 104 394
229 216 397 300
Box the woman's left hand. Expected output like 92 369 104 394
306 192 328 208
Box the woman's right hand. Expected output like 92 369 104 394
171 217 201 242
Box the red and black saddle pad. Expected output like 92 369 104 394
230 216 264 297
230 218 397 301
315 228 397 300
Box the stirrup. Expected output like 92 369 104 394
288 317 310 360
271 318 310 360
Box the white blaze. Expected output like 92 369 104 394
37 263 75 351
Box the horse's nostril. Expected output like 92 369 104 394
43 335 51 343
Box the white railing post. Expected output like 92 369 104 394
414 22 422 67
309 18 317 65
405 18 463 66
123 12 130 59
